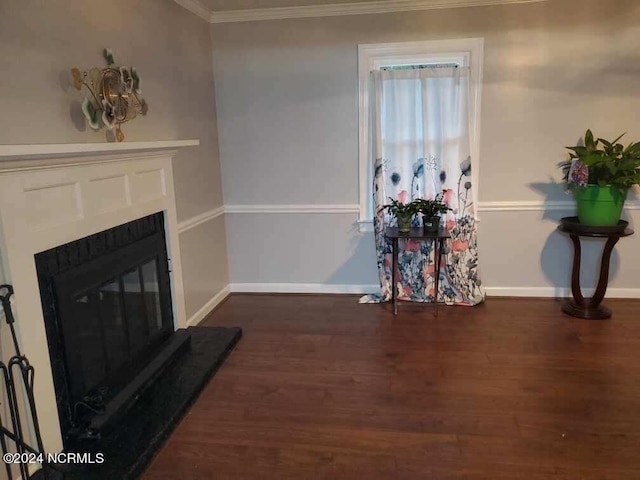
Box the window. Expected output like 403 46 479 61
357 39 484 231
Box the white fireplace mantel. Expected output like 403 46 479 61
0 139 199 166
0 139 198 455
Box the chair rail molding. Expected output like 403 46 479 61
225 204 360 214
178 206 225 234
174 200 639 226
477 199 640 212
174 0 550 23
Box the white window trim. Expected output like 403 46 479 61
357 38 484 232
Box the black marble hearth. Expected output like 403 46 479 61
33 325 241 480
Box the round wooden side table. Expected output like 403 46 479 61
557 216 633 319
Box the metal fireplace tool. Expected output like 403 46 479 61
0 285 64 479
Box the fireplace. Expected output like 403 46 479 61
0 141 197 454
0 142 243 479
35 212 175 443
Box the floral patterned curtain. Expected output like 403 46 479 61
360 67 484 306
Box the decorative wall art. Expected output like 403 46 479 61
71 49 148 142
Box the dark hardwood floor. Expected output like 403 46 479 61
142 295 640 479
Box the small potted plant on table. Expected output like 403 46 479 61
561 129 640 226
379 198 419 233
415 193 451 233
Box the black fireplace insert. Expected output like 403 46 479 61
35 212 174 443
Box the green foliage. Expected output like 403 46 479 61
560 129 640 190
414 193 450 219
378 198 420 221
379 194 451 223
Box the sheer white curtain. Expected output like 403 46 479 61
361 67 484 305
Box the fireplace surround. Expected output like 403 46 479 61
35 212 175 443
0 140 198 455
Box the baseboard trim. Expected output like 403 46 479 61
484 286 640 299
185 285 231 327
227 283 640 298
230 283 380 294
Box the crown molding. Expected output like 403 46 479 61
206 0 549 24
173 0 213 21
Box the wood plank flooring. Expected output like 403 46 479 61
142 295 640 479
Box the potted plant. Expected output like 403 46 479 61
415 193 450 233
379 198 419 232
561 129 640 226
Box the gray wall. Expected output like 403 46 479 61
0 0 229 318
212 0 640 294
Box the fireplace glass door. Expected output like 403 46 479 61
58 255 171 407
35 212 173 439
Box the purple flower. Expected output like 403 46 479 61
568 159 589 187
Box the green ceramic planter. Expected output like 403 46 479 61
397 216 412 233
574 185 627 226
423 216 440 233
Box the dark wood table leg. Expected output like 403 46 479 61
590 236 620 307
433 238 442 318
392 237 398 315
569 234 584 305
562 234 618 320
